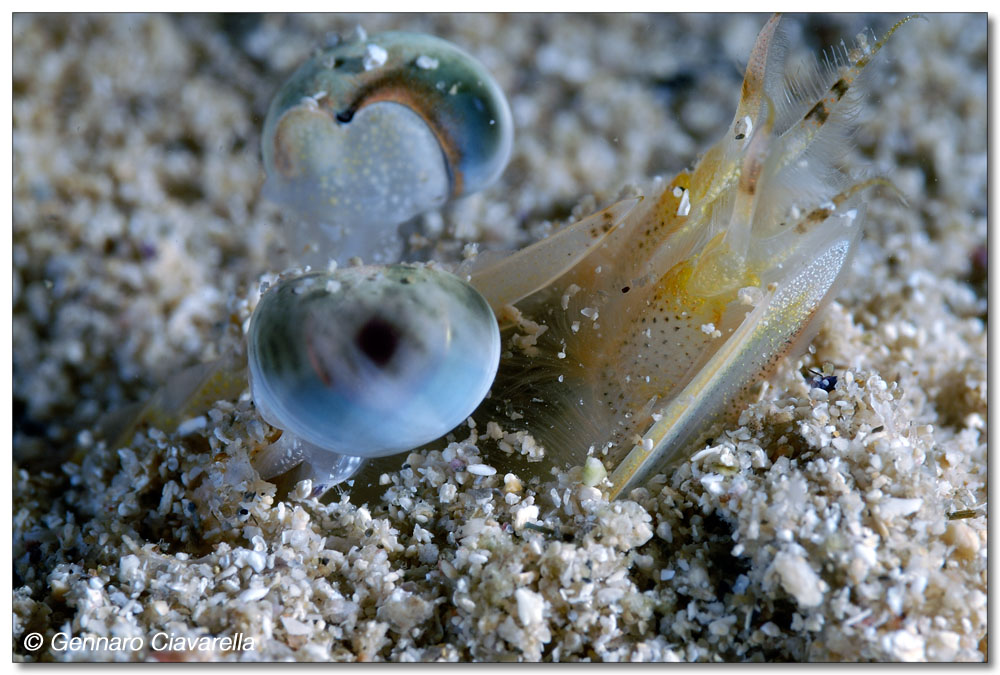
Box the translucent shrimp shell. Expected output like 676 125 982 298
480 15 913 498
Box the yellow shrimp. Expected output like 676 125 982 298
475 14 915 499
96 15 915 502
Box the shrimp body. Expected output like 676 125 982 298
97 16 914 501
483 15 914 498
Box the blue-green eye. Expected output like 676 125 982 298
247 265 500 488
262 31 513 261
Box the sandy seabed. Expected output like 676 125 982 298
12 13 986 662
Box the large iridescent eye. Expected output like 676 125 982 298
247 264 500 488
262 31 513 262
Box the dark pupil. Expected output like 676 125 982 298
356 317 400 367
